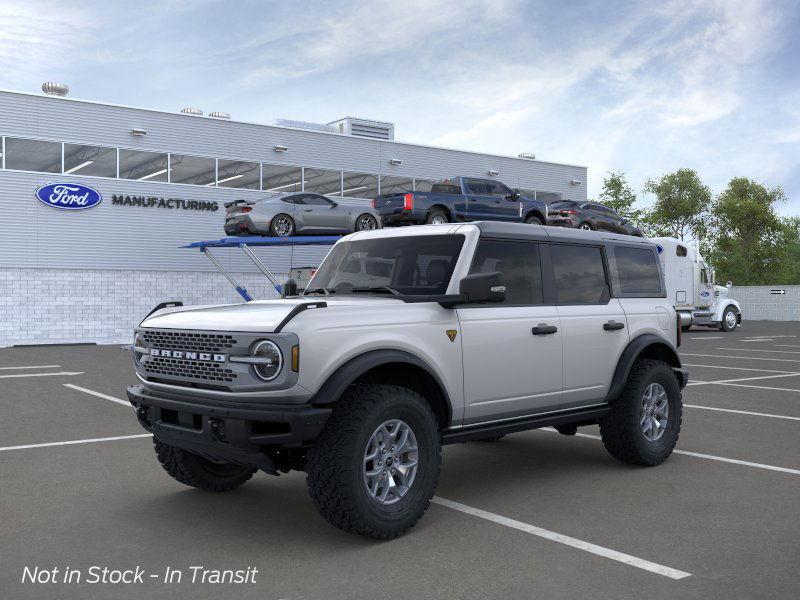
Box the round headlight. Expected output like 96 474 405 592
133 333 147 364
252 340 283 381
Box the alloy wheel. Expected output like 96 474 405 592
363 419 419 505
358 215 377 230
640 382 669 442
273 216 293 236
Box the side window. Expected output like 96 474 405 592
614 247 662 294
469 240 543 305
550 244 609 304
304 195 333 206
465 179 489 195
676 245 688 257
430 180 462 194
282 195 303 204
485 181 511 197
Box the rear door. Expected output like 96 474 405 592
459 239 563 424
549 243 629 405
584 204 616 231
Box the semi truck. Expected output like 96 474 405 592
651 237 742 332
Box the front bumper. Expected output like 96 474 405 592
127 384 331 472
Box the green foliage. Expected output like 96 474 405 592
642 169 711 241
599 171 641 223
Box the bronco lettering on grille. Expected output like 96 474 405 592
150 349 227 362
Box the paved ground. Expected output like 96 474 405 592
1 321 798 600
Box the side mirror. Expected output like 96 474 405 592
459 271 506 304
281 279 298 298
329 201 338 208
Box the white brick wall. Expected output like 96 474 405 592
1 268 281 347
729 286 800 322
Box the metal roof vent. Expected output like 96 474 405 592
180 107 204 116
209 111 230 119
328 117 395 141
518 152 536 160
42 82 69 96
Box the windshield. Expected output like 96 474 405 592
305 235 465 296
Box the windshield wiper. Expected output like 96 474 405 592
350 286 401 296
303 287 334 296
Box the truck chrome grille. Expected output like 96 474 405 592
141 330 236 353
143 356 237 383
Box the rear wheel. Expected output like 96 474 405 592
153 439 255 492
720 307 738 332
579 222 593 231
599 359 682 466
269 214 295 237
525 215 543 225
306 384 441 539
426 209 449 225
355 213 378 231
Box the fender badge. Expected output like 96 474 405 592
446 330 458 342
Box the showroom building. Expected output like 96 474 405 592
0 86 588 346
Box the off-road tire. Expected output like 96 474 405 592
306 384 441 539
719 307 738 332
525 215 543 225
426 208 449 225
153 439 256 492
599 359 682 466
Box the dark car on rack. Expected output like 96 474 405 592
372 176 548 227
546 200 644 237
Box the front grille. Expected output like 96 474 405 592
142 330 237 353
143 355 238 383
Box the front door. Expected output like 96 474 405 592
459 239 563 425
548 243 630 405
299 195 347 232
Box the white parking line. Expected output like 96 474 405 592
0 371 84 379
682 363 797 374
713 382 800 394
432 496 691 579
542 430 800 476
689 336 723 340
739 339 773 343
63 384 130 407
684 404 800 421
0 365 62 370
0 434 152 453
716 348 800 355
686 373 800 387
681 353 800 364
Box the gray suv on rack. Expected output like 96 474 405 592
128 222 688 539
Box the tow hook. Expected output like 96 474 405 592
209 417 226 442
136 405 150 426
554 424 578 436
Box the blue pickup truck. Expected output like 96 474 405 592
372 177 548 226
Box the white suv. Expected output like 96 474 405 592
128 222 688 539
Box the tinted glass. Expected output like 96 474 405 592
5 138 61 173
470 240 543 305
217 159 260 189
307 235 465 296
304 195 333 206
170 154 216 186
551 244 608 304
430 180 462 194
342 172 379 198
63 144 117 177
550 201 577 210
484 181 511 197
615 247 662 294
119 149 168 182
465 179 489 194
304 168 342 196
263 164 302 193
676 245 688 257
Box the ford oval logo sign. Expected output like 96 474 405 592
35 183 102 210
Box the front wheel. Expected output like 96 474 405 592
525 215 543 225
269 213 295 237
720 307 738 332
599 359 682 466
306 384 441 539
153 439 255 492
355 213 378 231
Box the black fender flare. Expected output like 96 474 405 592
605 334 684 401
310 349 453 419
524 209 546 223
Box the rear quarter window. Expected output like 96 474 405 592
614 247 663 294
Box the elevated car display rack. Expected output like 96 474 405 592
183 236 342 301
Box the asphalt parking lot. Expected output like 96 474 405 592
1 321 799 600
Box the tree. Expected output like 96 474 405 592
598 171 643 225
642 169 711 241
705 177 793 285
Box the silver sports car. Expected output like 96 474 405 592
224 192 382 237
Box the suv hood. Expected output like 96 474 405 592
140 297 403 333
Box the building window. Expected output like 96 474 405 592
63 144 117 177
414 178 436 192
119 149 169 182
342 172 378 198
217 159 260 189
170 154 216 186
304 168 342 196
4 138 61 173
379 175 413 195
262 164 302 193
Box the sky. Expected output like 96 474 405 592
1 0 799 213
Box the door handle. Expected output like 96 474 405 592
532 324 558 335
603 321 625 331
303 209 313 212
